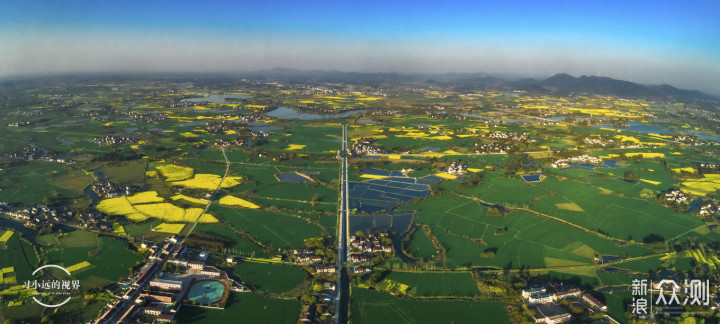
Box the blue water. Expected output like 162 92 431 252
362 169 405 177
595 122 720 141
521 174 542 182
181 93 253 103
687 198 702 213
349 177 431 213
603 160 620 168
266 107 366 120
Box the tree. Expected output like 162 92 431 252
623 171 639 182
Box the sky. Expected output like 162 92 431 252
1 0 719 94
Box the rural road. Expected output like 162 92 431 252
336 124 350 324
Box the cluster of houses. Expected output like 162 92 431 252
549 155 603 169
485 132 528 141
292 248 324 264
664 190 689 205
1 145 67 163
699 203 720 217
2 204 111 232
674 134 697 144
345 137 383 157
474 142 513 153
213 138 246 148
92 135 140 146
522 285 607 323
6 121 31 127
205 121 236 134
113 110 167 123
582 137 613 147
349 233 392 264
91 181 132 198
300 282 337 323
2 202 116 232
446 161 468 175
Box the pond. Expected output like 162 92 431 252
246 121 281 132
266 107 366 120
181 92 253 103
595 122 720 141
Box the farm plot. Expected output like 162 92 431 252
230 262 307 294
351 288 509 324
442 172 548 207
0 230 39 282
403 229 437 259
532 178 704 240
97 191 218 223
218 195 260 208
46 235 142 287
402 194 649 268
212 205 323 250
0 161 85 205
349 177 430 213
171 174 243 190
178 292 301 324
385 271 480 297
191 224 268 257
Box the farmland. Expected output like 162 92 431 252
351 288 509 324
1 74 719 324
384 271 480 297
177 292 300 324
44 232 143 287
230 261 307 295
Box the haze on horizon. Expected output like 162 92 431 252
1 0 719 95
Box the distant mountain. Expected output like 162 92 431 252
495 73 715 101
245 69 716 101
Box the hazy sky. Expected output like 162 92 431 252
1 0 719 94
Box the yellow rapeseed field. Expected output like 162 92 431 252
66 261 92 273
157 165 194 181
155 223 186 234
127 191 164 204
672 167 696 173
285 144 306 150
434 173 457 180
0 230 14 242
171 194 209 205
625 152 665 158
171 174 242 190
640 179 661 185
218 195 260 209
681 174 720 196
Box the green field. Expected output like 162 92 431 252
403 194 649 268
0 161 90 205
212 205 323 250
0 229 39 282
45 233 142 287
442 171 548 207
385 271 480 297
178 292 300 323
192 224 269 257
403 229 436 259
231 261 307 294
351 287 509 324
532 177 704 240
